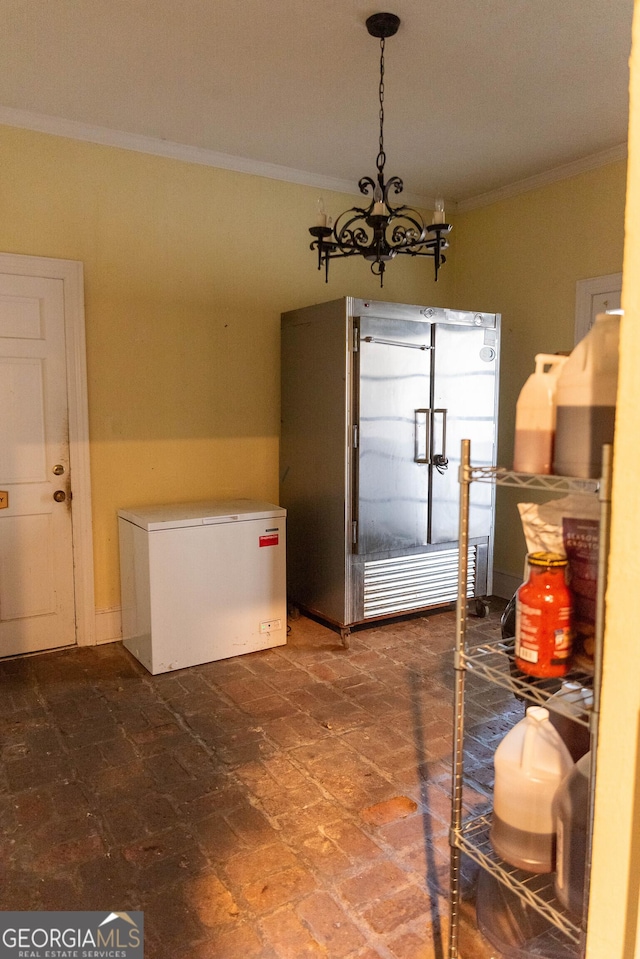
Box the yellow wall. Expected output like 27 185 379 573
0 124 453 610
587 2 640 954
0 125 628 604
0 39 638 953
453 163 627 579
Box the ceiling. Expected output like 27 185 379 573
0 0 633 208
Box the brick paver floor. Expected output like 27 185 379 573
0 602 524 958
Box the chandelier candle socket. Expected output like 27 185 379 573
309 12 452 287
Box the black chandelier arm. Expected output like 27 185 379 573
358 176 379 200
357 174 406 214
310 221 384 259
333 212 374 252
427 222 453 236
309 233 370 283
382 175 404 205
380 197 411 218
325 246 366 261
311 217 451 256
394 242 442 256
392 222 451 248
389 213 428 247
336 229 371 252
309 236 366 261
393 234 451 255
396 243 448 282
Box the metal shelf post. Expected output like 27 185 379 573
448 438 471 959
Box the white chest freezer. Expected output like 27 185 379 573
118 499 286 674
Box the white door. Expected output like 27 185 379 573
575 272 623 342
0 262 92 656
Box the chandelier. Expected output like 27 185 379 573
309 12 451 287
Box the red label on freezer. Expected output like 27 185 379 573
259 534 279 547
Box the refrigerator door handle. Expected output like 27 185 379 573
363 336 432 351
415 409 431 463
432 408 449 472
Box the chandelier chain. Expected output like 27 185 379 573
377 37 386 175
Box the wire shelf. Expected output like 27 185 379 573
463 639 594 726
454 815 584 944
467 466 599 494
447 443 610 959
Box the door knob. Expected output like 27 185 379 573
53 490 66 503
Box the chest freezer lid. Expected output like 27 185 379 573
117 498 286 531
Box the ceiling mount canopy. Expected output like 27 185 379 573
309 11 451 287
364 11 400 39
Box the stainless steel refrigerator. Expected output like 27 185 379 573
280 297 500 642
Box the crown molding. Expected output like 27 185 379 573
1 105 623 215
0 105 434 210
456 143 628 213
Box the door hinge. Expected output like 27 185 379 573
353 327 359 352
352 521 358 545
352 425 359 449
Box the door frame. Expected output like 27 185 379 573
0 251 95 646
574 272 623 343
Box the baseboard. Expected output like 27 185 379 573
492 570 522 600
94 582 521 642
95 606 122 645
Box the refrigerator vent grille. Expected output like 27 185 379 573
363 547 476 618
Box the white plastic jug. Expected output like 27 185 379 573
491 706 574 873
513 353 567 474
554 751 591 916
553 312 620 478
547 681 593 762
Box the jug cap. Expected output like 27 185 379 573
525 706 549 724
534 353 568 372
527 551 568 568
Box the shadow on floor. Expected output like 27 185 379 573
0 605 511 959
